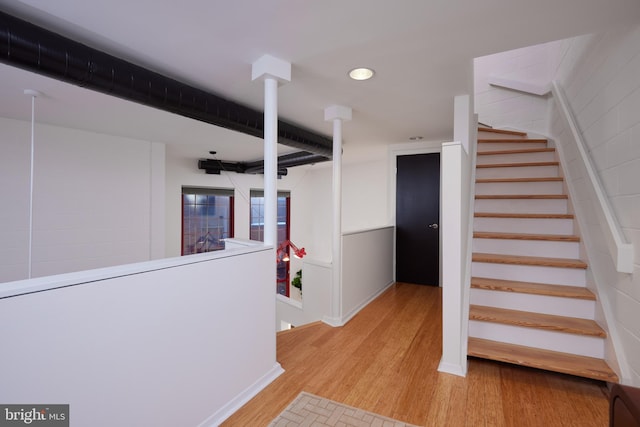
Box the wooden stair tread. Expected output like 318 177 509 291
469 305 605 337
470 277 595 300
472 252 588 269
468 337 618 382
477 128 528 136
476 177 564 183
474 231 579 242
478 147 555 155
478 138 547 143
475 212 574 219
475 194 567 199
477 161 559 168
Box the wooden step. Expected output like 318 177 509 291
469 305 605 337
475 212 574 219
477 161 559 168
478 147 555 156
474 232 580 242
470 277 595 300
475 194 567 199
476 177 564 183
477 128 527 136
472 253 588 269
468 337 618 382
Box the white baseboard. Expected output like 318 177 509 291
341 280 395 325
198 363 285 427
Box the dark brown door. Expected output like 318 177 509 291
396 153 440 286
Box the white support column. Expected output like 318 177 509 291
252 55 291 247
324 105 352 326
24 89 41 279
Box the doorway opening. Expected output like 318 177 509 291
395 153 441 286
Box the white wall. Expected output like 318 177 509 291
549 24 640 385
0 117 164 283
474 40 564 134
283 157 390 263
0 244 281 427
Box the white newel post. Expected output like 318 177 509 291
324 105 352 326
252 55 291 247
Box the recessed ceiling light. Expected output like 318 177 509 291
348 67 375 81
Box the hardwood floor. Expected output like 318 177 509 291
221 283 609 426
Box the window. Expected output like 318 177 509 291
182 187 234 255
250 190 291 296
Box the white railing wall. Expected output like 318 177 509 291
341 226 395 324
0 240 282 427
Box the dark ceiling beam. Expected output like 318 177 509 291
198 150 330 176
0 11 333 158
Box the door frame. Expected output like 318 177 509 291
388 141 443 287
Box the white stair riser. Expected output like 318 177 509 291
475 198 567 214
474 217 575 235
475 181 564 195
476 165 559 179
477 151 556 164
477 131 527 140
471 262 586 286
470 288 595 318
478 142 547 151
468 321 604 358
473 238 580 259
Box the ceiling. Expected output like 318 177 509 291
1 0 639 164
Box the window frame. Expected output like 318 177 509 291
181 187 234 256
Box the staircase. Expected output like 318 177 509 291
467 126 618 382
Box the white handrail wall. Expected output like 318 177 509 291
0 241 281 427
551 81 634 274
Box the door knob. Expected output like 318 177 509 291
428 223 438 229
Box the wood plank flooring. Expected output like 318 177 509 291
221 283 609 427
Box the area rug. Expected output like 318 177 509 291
269 391 419 427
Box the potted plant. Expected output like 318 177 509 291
291 269 302 295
